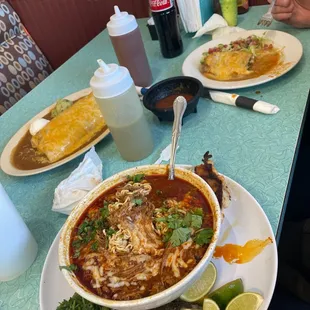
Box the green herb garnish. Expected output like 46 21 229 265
163 230 173 243
72 239 82 249
91 241 99 251
100 205 109 219
57 293 108 309
59 264 78 272
160 207 168 213
157 207 205 246
191 214 203 229
78 219 92 235
192 208 203 216
166 214 183 229
133 198 143 206
182 213 192 227
127 174 145 182
94 219 105 230
156 190 163 195
194 228 214 246
107 228 116 236
73 249 80 259
169 227 192 247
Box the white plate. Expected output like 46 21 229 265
182 29 303 90
0 88 109 177
40 171 277 310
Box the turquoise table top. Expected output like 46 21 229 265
0 5 310 309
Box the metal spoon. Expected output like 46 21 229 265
168 96 187 180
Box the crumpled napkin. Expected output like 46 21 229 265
193 14 244 40
52 147 103 215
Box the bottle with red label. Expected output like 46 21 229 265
149 0 183 58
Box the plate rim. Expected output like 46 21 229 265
0 88 110 177
182 29 303 90
39 171 278 310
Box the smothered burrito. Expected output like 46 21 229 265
31 93 105 163
200 35 283 81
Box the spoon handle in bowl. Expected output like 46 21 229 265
168 96 187 180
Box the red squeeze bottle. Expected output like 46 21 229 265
107 6 153 87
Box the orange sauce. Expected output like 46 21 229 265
213 237 273 264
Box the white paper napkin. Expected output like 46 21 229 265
52 147 103 215
177 0 203 33
193 14 244 40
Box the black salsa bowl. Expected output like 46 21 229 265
143 76 203 122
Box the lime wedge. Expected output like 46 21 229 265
203 298 220 310
208 278 244 310
180 262 217 302
226 292 264 310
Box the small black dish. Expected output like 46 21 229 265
143 76 203 122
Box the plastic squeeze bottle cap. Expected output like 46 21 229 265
90 59 133 99
107 5 138 36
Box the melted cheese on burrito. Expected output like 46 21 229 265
203 50 253 81
31 93 105 163
200 35 282 81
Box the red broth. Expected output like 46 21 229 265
69 175 213 300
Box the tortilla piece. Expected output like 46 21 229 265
31 93 105 163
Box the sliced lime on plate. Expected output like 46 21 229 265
208 278 244 309
181 262 217 302
226 292 264 310
203 298 220 310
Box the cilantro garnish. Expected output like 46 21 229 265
59 264 78 272
194 228 214 245
57 293 106 309
182 213 192 227
133 198 143 206
100 205 109 219
163 230 173 243
91 241 99 251
191 214 203 229
73 250 80 259
157 208 205 247
72 204 111 258
169 227 192 247
192 208 203 216
127 174 145 182
107 228 116 236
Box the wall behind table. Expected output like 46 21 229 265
9 0 149 69
249 0 269 6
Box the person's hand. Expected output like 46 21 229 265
268 0 310 28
